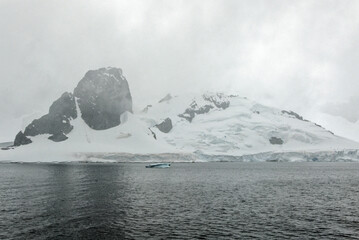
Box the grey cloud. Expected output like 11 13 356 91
322 96 359 123
0 0 359 141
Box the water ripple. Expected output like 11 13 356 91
1 162 359 239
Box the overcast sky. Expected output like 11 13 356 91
1 0 359 142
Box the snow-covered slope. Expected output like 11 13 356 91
310 112 359 143
141 93 358 154
1 93 359 162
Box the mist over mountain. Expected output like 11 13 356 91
1 1 359 144
13 67 132 146
322 97 359 123
2 2 359 239
2 67 359 162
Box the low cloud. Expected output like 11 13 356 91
0 0 359 141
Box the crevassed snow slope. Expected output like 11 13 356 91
140 94 359 155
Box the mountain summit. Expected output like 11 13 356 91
74 67 132 130
14 67 132 146
2 67 359 162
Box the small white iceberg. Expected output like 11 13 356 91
145 163 171 168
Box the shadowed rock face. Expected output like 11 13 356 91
14 131 32 146
269 137 284 145
48 132 68 142
74 67 132 130
156 118 173 133
179 104 214 122
24 92 77 137
13 67 133 146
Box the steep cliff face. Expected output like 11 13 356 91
13 67 133 146
74 67 132 130
24 92 77 138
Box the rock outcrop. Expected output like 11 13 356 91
281 110 306 121
13 67 133 146
179 103 213 122
179 93 229 122
269 137 284 145
24 92 77 137
156 118 173 133
14 131 32 146
74 67 132 130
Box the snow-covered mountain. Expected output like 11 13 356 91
1 67 359 162
143 93 358 154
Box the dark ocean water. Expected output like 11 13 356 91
1 162 359 240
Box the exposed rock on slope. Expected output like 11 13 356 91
269 137 284 145
178 104 213 122
24 92 77 138
139 93 359 156
14 131 32 146
203 93 230 109
156 118 172 133
12 67 133 146
74 67 132 130
178 93 229 122
281 110 306 121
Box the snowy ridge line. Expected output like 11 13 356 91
72 149 359 163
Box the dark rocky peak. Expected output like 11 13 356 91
12 67 133 147
49 92 77 119
80 67 125 89
14 131 32 146
24 92 77 138
74 67 133 130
